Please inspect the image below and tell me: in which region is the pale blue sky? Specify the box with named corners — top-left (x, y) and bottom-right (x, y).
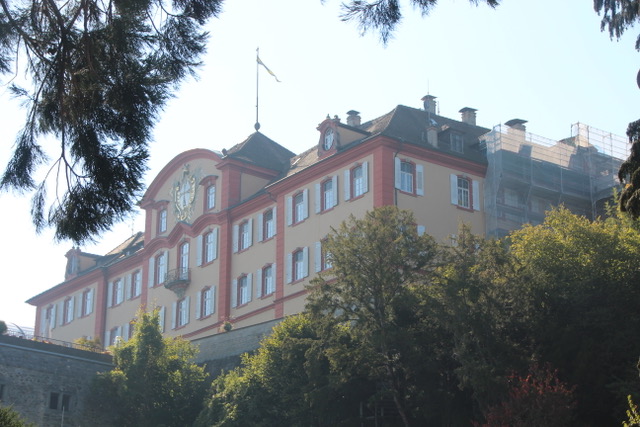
top-left (1, 0), bottom-right (638, 327)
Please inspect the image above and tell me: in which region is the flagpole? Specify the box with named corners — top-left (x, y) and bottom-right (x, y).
top-left (255, 47), bottom-right (261, 131)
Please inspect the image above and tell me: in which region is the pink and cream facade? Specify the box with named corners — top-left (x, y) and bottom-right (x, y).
top-left (27, 97), bottom-right (489, 346)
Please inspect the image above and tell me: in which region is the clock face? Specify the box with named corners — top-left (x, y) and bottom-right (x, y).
top-left (323, 128), bottom-right (334, 150)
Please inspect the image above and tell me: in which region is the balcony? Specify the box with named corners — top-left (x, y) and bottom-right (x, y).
top-left (164, 268), bottom-right (191, 298)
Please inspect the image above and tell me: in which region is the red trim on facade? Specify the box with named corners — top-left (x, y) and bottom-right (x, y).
top-left (217, 210), bottom-right (232, 321)
top-left (374, 144), bottom-right (396, 207)
top-left (274, 195), bottom-right (286, 318)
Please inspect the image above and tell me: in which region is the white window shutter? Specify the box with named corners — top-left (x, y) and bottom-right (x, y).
top-left (50, 305), bottom-right (57, 329)
top-left (344, 169), bottom-right (351, 200)
top-left (315, 241), bottom-right (322, 273)
top-left (231, 280), bottom-right (238, 308)
top-left (450, 174), bottom-right (459, 205)
top-left (107, 282), bottom-right (113, 308)
top-left (302, 247), bottom-right (309, 278)
top-left (272, 264), bottom-right (277, 291)
top-left (196, 290), bottom-right (202, 319)
top-left (286, 253), bottom-right (293, 284)
top-left (394, 157), bottom-right (402, 189)
top-left (272, 206), bottom-right (277, 236)
top-left (185, 296), bottom-right (190, 324)
top-left (248, 218), bottom-right (253, 247)
top-left (171, 302), bottom-right (177, 330)
top-left (159, 306), bottom-right (166, 332)
top-left (286, 196), bottom-right (293, 226)
top-left (362, 161), bottom-right (369, 194)
top-left (472, 180), bottom-right (480, 211)
top-left (148, 257), bottom-right (155, 288)
top-left (332, 175), bottom-right (339, 206)
top-left (257, 213), bottom-right (264, 242)
top-left (232, 224), bottom-right (239, 253)
top-left (123, 324), bottom-right (129, 341)
top-left (247, 273), bottom-right (253, 302)
top-left (212, 228), bottom-right (219, 260)
top-left (104, 330), bottom-right (111, 347)
top-left (315, 183), bottom-right (321, 213)
top-left (125, 274), bottom-right (132, 300)
top-left (417, 225), bottom-right (426, 236)
top-left (256, 268), bottom-right (263, 299)
top-left (303, 189), bottom-right (309, 219)
top-left (416, 165), bottom-right (424, 196)
top-left (196, 234), bottom-right (203, 266)
top-left (212, 287), bottom-right (217, 314)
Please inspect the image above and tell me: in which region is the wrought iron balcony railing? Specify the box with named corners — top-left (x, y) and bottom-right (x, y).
top-left (164, 268), bottom-right (191, 298)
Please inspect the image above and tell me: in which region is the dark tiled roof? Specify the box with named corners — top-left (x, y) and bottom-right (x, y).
top-left (226, 132), bottom-right (296, 172)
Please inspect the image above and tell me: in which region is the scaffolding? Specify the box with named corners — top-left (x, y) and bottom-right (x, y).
top-left (483, 123), bottom-right (629, 238)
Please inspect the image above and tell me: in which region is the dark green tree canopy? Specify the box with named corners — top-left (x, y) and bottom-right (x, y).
top-left (0, 0), bottom-right (223, 242)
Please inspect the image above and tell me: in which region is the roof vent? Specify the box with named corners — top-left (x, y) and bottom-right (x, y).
top-left (459, 107), bottom-right (477, 126)
top-left (346, 110), bottom-right (361, 127)
top-left (421, 95), bottom-right (437, 114)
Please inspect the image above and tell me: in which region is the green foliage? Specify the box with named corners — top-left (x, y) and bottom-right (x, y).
top-left (338, 0), bottom-right (500, 44)
top-left (619, 120), bottom-right (640, 219)
top-left (508, 207), bottom-right (640, 424)
top-left (595, 0), bottom-right (640, 50)
top-left (89, 310), bottom-right (208, 427)
top-left (74, 335), bottom-right (103, 352)
top-left (0, 320), bottom-right (7, 335)
top-left (0, 406), bottom-right (33, 427)
top-left (0, 0), bottom-right (223, 242)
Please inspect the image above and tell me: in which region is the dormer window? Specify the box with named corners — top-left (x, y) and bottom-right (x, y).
top-left (451, 133), bottom-right (464, 153)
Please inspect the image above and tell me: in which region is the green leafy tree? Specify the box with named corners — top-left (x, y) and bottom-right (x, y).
top-left (0, 406), bottom-right (33, 427)
top-left (0, 0), bottom-right (223, 242)
top-left (507, 207), bottom-right (640, 425)
top-left (306, 206), bottom-right (446, 426)
top-left (88, 310), bottom-right (208, 427)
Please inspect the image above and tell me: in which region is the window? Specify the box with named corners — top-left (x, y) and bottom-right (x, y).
top-left (239, 221), bottom-right (251, 250)
top-left (287, 189), bottom-right (308, 226)
top-left (158, 209), bottom-right (167, 233)
top-left (112, 279), bottom-right (124, 306)
top-left (451, 133), bottom-right (464, 153)
top-left (294, 192), bottom-right (305, 223)
top-left (457, 177), bottom-right (470, 209)
top-left (49, 392), bottom-right (72, 411)
top-left (233, 274), bottom-right (252, 307)
top-left (450, 174), bottom-right (480, 211)
top-left (204, 230), bottom-right (217, 263)
top-left (206, 184), bottom-right (216, 210)
top-left (49, 392), bottom-right (59, 410)
top-left (322, 178), bottom-right (335, 211)
top-left (81, 288), bottom-right (94, 316)
top-left (156, 253), bottom-right (167, 285)
top-left (198, 287), bottom-right (214, 318)
top-left (287, 248), bottom-right (309, 283)
top-left (175, 297), bottom-right (189, 328)
top-left (131, 271), bottom-right (142, 298)
top-left (63, 297), bottom-right (74, 324)
top-left (395, 158), bottom-right (423, 196)
top-left (400, 161), bottom-right (413, 193)
top-left (0, 383), bottom-right (4, 401)
top-left (179, 242), bottom-right (190, 279)
top-left (263, 209), bottom-right (275, 240)
top-left (351, 163), bottom-right (367, 198)
top-left (261, 265), bottom-right (275, 296)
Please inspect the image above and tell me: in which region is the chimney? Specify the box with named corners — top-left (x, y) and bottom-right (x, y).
top-left (421, 95), bottom-right (437, 114)
top-left (346, 110), bottom-right (361, 127)
top-left (505, 118), bottom-right (527, 132)
top-left (459, 107), bottom-right (477, 126)
top-left (426, 127), bottom-right (438, 148)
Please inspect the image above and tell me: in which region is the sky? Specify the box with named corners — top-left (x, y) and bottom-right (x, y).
top-left (1, 0), bottom-right (638, 328)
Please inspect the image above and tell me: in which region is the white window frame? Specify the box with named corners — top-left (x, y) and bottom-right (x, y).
top-left (204, 229), bottom-right (217, 263)
top-left (206, 184), bottom-right (216, 210)
top-left (158, 209), bottom-right (167, 233)
top-left (450, 174), bottom-right (480, 211)
top-left (451, 133), bottom-right (464, 153)
top-left (131, 271), bottom-right (142, 298)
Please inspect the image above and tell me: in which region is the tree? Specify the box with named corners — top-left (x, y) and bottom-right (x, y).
top-left (0, 406), bottom-right (33, 427)
top-left (88, 310), bottom-right (208, 427)
top-left (507, 206), bottom-right (640, 425)
top-left (0, 0), bottom-right (223, 242)
top-left (306, 206), bottom-right (444, 426)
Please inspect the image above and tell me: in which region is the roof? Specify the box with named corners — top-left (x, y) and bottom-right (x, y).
top-left (226, 132), bottom-right (296, 172)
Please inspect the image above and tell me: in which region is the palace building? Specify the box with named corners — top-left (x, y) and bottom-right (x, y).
top-left (26, 95), bottom-right (626, 348)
